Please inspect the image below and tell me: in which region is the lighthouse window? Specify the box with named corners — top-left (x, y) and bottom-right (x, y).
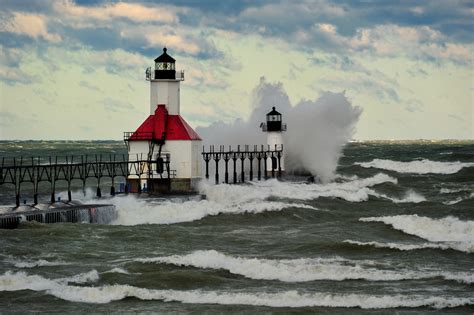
top-left (155, 62), bottom-right (175, 70)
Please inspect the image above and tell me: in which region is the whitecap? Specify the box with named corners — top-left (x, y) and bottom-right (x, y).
top-left (0, 271), bottom-right (472, 308)
top-left (11, 259), bottom-right (70, 269)
top-left (356, 159), bottom-right (474, 174)
top-left (102, 268), bottom-right (130, 275)
top-left (133, 250), bottom-right (473, 284)
top-left (360, 215), bottom-right (474, 253)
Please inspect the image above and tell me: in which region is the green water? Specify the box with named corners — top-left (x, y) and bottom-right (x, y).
top-left (0, 141), bottom-right (473, 313)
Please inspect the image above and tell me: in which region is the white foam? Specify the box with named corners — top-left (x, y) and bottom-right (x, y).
top-left (134, 250), bottom-right (473, 284)
top-left (374, 190), bottom-right (426, 203)
top-left (443, 198), bottom-right (464, 205)
top-left (111, 195), bottom-right (317, 226)
top-left (11, 259), bottom-right (70, 269)
top-left (443, 192), bottom-right (474, 205)
top-left (356, 159), bottom-right (474, 174)
top-left (440, 187), bottom-right (472, 194)
top-left (360, 215), bottom-right (474, 253)
top-left (0, 271), bottom-right (472, 308)
top-left (56, 270), bottom-right (100, 284)
top-left (102, 268), bottom-right (130, 275)
top-left (108, 173), bottom-right (402, 226)
top-left (344, 240), bottom-right (452, 251)
top-left (247, 173), bottom-right (398, 203)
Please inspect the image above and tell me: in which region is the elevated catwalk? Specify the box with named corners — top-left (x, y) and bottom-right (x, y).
top-left (0, 202), bottom-right (116, 229)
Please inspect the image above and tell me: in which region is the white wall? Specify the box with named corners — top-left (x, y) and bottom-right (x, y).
top-left (128, 140), bottom-right (202, 179)
top-left (266, 132), bottom-right (285, 171)
top-left (150, 80), bottom-right (180, 115)
top-left (191, 140), bottom-right (203, 177)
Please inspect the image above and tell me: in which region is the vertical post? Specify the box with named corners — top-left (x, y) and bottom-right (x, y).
top-left (82, 155), bottom-right (87, 196)
top-left (51, 157), bottom-right (56, 203)
top-left (96, 155), bottom-right (102, 197)
top-left (263, 152), bottom-right (268, 180)
top-left (232, 153), bottom-right (237, 184)
top-left (32, 157), bottom-right (38, 205)
top-left (240, 155), bottom-right (245, 183)
top-left (257, 154), bottom-right (262, 181)
top-left (166, 156), bottom-right (171, 192)
top-left (214, 154), bottom-right (219, 184)
top-left (277, 151), bottom-right (282, 178)
top-left (271, 152), bottom-right (275, 178)
top-left (224, 155), bottom-right (229, 184)
top-left (249, 155), bottom-right (254, 181)
top-left (67, 156), bottom-right (72, 202)
top-left (205, 154), bottom-right (210, 180)
top-left (110, 155), bottom-right (116, 196)
top-left (14, 157), bottom-right (20, 207)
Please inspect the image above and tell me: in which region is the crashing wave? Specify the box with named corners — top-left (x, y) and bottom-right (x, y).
top-left (360, 215), bottom-right (474, 253)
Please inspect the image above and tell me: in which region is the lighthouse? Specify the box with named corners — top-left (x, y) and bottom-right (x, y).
top-left (125, 48), bottom-right (202, 193)
top-left (261, 107), bottom-right (286, 176)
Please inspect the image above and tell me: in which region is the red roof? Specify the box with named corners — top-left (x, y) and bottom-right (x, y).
top-left (129, 105), bottom-right (201, 141)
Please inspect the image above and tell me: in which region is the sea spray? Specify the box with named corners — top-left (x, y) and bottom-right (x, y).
top-left (99, 173), bottom-right (418, 226)
top-left (197, 77), bottom-right (362, 182)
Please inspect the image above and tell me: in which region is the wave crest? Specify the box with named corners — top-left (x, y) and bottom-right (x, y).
top-left (356, 159), bottom-right (474, 174)
top-left (360, 215), bottom-right (474, 253)
top-left (133, 250), bottom-right (473, 284)
top-left (0, 271), bottom-right (472, 308)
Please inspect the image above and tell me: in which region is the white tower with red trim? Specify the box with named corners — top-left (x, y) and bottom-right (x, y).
top-left (125, 48), bottom-right (202, 193)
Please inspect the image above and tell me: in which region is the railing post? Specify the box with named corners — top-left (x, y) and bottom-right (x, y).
top-left (214, 153), bottom-right (220, 184)
top-left (232, 153), bottom-right (237, 184)
top-left (224, 154), bottom-right (229, 184)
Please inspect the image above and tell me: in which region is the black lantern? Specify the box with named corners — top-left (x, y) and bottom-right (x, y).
top-left (266, 107), bottom-right (282, 131)
top-left (154, 47), bottom-right (176, 79)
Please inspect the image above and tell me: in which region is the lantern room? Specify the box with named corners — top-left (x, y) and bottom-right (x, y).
top-left (154, 47), bottom-right (176, 80)
top-left (266, 107), bottom-right (283, 132)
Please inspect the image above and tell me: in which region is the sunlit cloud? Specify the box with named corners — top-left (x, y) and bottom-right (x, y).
top-left (0, 12), bottom-right (61, 42)
top-left (53, 0), bottom-right (181, 23)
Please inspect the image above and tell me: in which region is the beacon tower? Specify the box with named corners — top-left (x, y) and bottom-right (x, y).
top-left (125, 48), bottom-right (202, 192)
top-left (261, 107), bottom-right (286, 175)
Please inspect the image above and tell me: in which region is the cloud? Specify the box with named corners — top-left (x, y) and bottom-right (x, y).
top-left (0, 47), bottom-right (36, 85)
top-left (348, 24), bottom-right (473, 64)
top-left (101, 97), bottom-right (135, 113)
top-left (405, 99), bottom-right (424, 113)
top-left (78, 80), bottom-right (101, 92)
top-left (0, 12), bottom-right (61, 42)
top-left (53, 0), bottom-right (181, 23)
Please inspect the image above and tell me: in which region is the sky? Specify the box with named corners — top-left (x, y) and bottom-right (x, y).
top-left (0, 0), bottom-right (472, 140)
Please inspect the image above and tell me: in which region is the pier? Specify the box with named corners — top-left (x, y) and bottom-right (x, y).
top-left (0, 154), bottom-right (173, 207)
top-left (202, 144), bottom-right (283, 184)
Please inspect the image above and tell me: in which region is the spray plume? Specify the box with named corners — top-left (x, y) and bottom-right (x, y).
top-left (197, 77), bottom-right (362, 182)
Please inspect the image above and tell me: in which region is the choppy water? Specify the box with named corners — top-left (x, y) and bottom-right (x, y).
top-left (0, 140), bottom-right (473, 313)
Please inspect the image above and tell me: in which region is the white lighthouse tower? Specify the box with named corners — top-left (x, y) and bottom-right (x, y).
top-left (125, 48), bottom-right (202, 193)
top-left (261, 107), bottom-right (286, 176)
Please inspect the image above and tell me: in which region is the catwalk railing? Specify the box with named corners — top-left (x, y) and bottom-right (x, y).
top-left (0, 154), bottom-right (173, 207)
top-left (202, 144), bottom-right (283, 184)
